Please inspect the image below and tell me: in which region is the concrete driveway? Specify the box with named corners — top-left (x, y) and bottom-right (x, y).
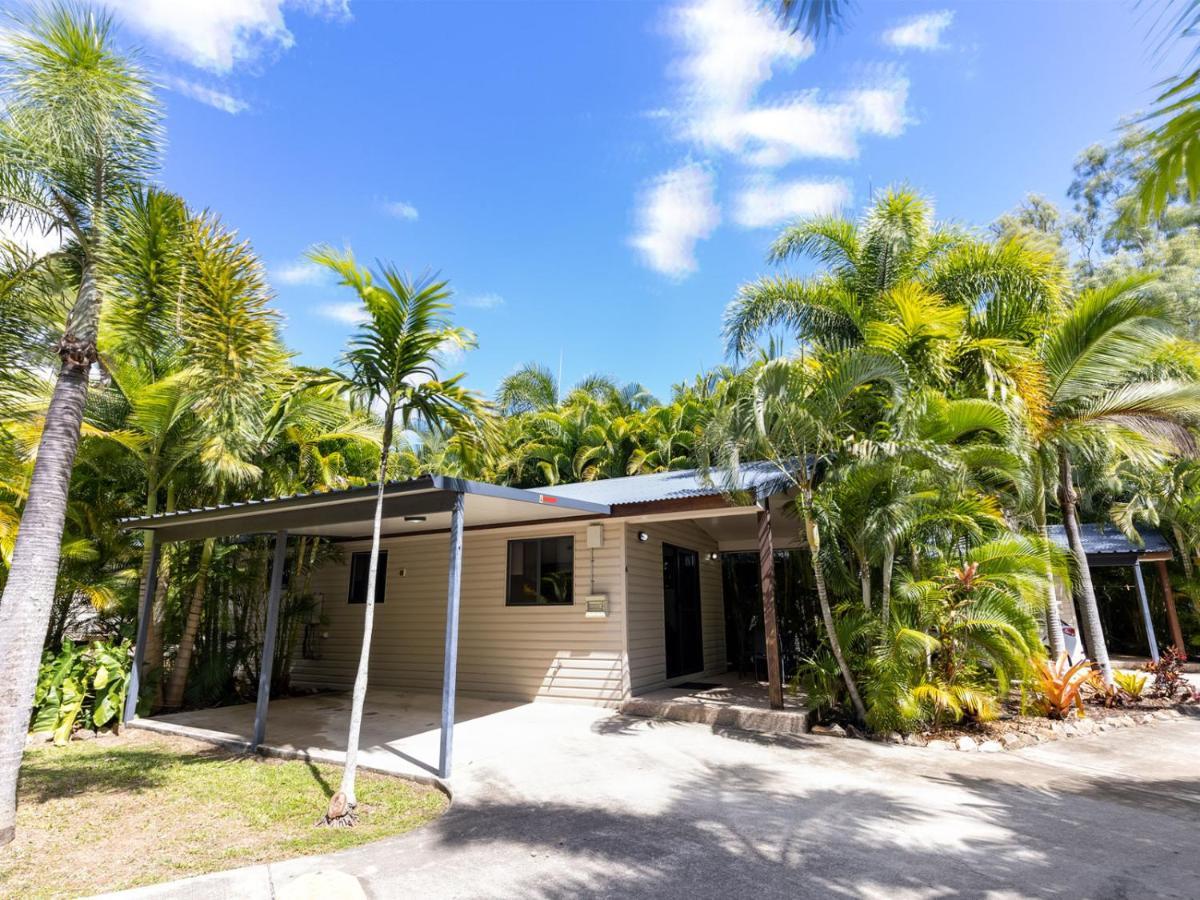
top-left (113, 708), bottom-right (1200, 899)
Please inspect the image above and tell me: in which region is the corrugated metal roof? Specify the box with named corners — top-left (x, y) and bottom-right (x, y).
top-left (531, 460), bottom-right (790, 506)
top-left (1047, 523), bottom-right (1173, 558)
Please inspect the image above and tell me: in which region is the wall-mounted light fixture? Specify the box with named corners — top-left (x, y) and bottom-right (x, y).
top-left (707, 552), bottom-right (720, 562)
top-left (637, 531), bottom-right (649, 542)
top-left (404, 515), bottom-right (426, 523)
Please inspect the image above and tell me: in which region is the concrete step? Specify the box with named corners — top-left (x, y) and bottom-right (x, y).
top-left (618, 697), bottom-right (813, 735)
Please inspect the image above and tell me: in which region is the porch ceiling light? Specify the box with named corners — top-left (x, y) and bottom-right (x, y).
top-left (404, 515), bottom-right (427, 523)
top-left (637, 531), bottom-right (649, 542)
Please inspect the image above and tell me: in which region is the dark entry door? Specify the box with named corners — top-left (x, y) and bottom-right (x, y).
top-left (663, 543), bottom-right (704, 679)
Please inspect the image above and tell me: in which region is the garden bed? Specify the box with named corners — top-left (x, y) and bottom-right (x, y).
top-left (0, 730), bottom-right (447, 898)
top-left (812, 697), bottom-right (1198, 751)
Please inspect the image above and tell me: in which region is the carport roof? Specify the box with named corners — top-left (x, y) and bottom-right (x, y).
top-left (120, 475), bottom-right (611, 542)
top-left (120, 461), bottom-right (792, 543)
top-left (1047, 523), bottom-right (1173, 565)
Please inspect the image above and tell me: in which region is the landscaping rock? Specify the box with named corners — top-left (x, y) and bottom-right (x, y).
top-left (1000, 733), bottom-right (1022, 748)
top-left (72, 729), bottom-right (95, 742)
top-left (978, 740), bottom-right (1003, 753)
top-left (1075, 719), bottom-right (1095, 735)
top-left (812, 724), bottom-right (847, 738)
top-left (25, 730), bottom-right (52, 746)
top-left (903, 733), bottom-right (926, 747)
top-left (927, 739), bottom-right (954, 751)
top-left (887, 731), bottom-right (904, 744)
top-left (955, 736), bottom-right (978, 752)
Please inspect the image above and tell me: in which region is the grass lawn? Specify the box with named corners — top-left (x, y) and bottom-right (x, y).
top-left (0, 729), bottom-right (447, 898)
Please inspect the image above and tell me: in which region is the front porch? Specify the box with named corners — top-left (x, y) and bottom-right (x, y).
top-left (619, 671), bottom-right (812, 735)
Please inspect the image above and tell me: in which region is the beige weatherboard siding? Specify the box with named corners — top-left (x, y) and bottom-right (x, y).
top-left (624, 519), bottom-right (725, 693)
top-left (291, 519), bottom-right (629, 705)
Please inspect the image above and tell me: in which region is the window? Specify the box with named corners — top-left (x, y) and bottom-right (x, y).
top-left (506, 536), bottom-right (574, 605)
top-left (347, 550), bottom-right (387, 604)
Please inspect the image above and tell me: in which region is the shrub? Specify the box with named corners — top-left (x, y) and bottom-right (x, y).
top-left (1113, 670), bottom-right (1149, 701)
top-left (1088, 672), bottom-right (1123, 708)
top-left (1142, 647), bottom-right (1187, 699)
top-left (1032, 653), bottom-right (1092, 719)
top-left (31, 640), bottom-right (131, 745)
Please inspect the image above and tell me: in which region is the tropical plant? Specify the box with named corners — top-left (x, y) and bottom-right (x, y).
top-left (1113, 669), bottom-right (1148, 701)
top-left (1034, 276), bottom-right (1200, 683)
top-left (1032, 653), bottom-right (1093, 719)
top-left (31, 639), bottom-right (131, 745)
top-left (309, 246), bottom-right (489, 826)
top-left (705, 348), bottom-right (909, 723)
top-left (0, 4), bottom-right (160, 847)
top-left (1143, 647), bottom-right (1188, 699)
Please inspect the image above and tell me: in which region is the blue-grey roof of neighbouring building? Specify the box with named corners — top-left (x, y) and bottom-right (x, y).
top-left (1047, 524), bottom-right (1173, 559)
top-left (533, 460), bottom-right (791, 506)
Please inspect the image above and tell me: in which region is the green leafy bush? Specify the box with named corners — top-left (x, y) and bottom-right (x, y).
top-left (31, 640), bottom-right (131, 745)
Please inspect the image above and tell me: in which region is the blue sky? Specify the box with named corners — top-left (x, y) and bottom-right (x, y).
top-left (92, 0), bottom-right (1185, 400)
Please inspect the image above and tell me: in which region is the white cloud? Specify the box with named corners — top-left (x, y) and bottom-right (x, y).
top-left (883, 11), bottom-right (954, 52)
top-left (733, 177), bottom-right (849, 229)
top-left (630, 163), bottom-right (719, 278)
top-left (462, 293), bottom-right (504, 310)
top-left (691, 71), bottom-right (910, 167)
top-left (103, 0), bottom-right (350, 73)
top-left (317, 301), bottom-right (366, 324)
top-left (382, 200), bottom-right (419, 221)
top-left (273, 260), bottom-right (326, 286)
top-left (161, 75), bottom-right (248, 114)
top-left (670, 0), bottom-right (811, 115)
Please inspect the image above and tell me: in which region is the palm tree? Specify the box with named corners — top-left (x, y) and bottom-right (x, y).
top-left (705, 348), bottom-right (909, 724)
top-left (874, 533), bottom-right (1060, 732)
top-left (723, 192), bottom-right (1066, 429)
top-left (1130, 0), bottom-right (1200, 220)
top-left (1034, 276), bottom-right (1200, 683)
top-left (310, 246), bottom-right (489, 826)
top-left (161, 211), bottom-right (285, 711)
top-left (0, 5), bottom-right (159, 846)
top-left (497, 362), bottom-right (559, 414)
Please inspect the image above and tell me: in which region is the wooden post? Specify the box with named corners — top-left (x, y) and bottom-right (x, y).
top-left (123, 536), bottom-right (159, 724)
top-left (1157, 559), bottom-right (1187, 659)
top-left (1132, 561), bottom-right (1160, 663)
top-left (439, 492), bottom-right (466, 779)
top-left (252, 530), bottom-right (288, 750)
top-left (756, 503), bottom-right (784, 710)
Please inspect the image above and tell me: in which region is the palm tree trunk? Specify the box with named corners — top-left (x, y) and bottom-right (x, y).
top-left (140, 470), bottom-right (165, 700)
top-left (161, 536), bottom-right (215, 710)
top-left (858, 550), bottom-right (871, 611)
top-left (326, 407), bottom-right (393, 824)
top-left (802, 496), bottom-right (868, 723)
top-left (1032, 462), bottom-right (1065, 657)
top-left (880, 542), bottom-right (895, 623)
top-left (0, 340), bottom-right (94, 846)
top-left (1171, 524), bottom-right (1194, 579)
top-left (1058, 448), bottom-right (1113, 684)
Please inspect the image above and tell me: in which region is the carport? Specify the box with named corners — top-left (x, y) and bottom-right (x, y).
top-left (120, 475), bottom-right (610, 777)
top-left (1048, 523), bottom-right (1186, 661)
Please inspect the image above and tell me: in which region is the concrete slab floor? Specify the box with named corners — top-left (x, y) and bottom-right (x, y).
top-left (110, 695), bottom-right (1200, 900)
top-left (138, 691), bottom-right (613, 782)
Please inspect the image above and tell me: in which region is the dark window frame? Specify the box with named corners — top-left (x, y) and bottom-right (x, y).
top-left (347, 550), bottom-right (388, 604)
top-left (505, 536), bottom-right (575, 606)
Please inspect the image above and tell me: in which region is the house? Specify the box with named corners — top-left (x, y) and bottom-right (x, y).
top-left (121, 463), bottom-right (799, 776)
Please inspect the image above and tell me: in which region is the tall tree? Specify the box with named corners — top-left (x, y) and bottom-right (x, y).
top-left (705, 349), bottom-right (909, 724)
top-left (0, 4), bottom-right (159, 846)
top-left (1035, 276), bottom-right (1200, 683)
top-left (310, 246), bottom-right (489, 826)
